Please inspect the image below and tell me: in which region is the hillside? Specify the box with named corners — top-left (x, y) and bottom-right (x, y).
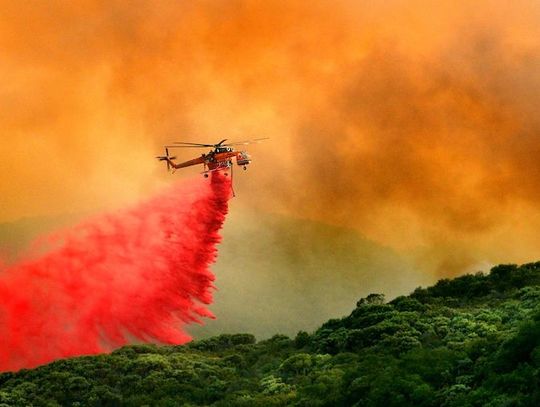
top-left (1, 262), bottom-right (539, 406)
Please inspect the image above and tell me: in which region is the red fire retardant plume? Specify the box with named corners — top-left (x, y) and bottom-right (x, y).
top-left (0, 173), bottom-right (231, 372)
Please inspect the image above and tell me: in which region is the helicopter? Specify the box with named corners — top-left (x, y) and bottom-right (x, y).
top-left (156, 138), bottom-right (268, 177)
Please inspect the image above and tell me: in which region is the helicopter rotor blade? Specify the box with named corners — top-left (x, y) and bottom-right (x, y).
top-left (173, 139), bottom-right (228, 147)
top-left (168, 137), bottom-right (268, 148)
top-left (166, 144), bottom-right (212, 148)
top-left (172, 142), bottom-right (215, 147)
top-left (221, 137), bottom-right (269, 146)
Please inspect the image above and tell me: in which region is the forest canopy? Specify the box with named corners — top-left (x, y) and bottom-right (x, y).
top-left (1, 262), bottom-right (539, 406)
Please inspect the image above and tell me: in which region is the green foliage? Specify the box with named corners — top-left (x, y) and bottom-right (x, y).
top-left (411, 262), bottom-right (540, 304)
top-left (1, 262), bottom-right (540, 405)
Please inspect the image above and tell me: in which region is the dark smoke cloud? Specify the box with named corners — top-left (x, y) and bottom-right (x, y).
top-left (282, 21), bottom-right (540, 274)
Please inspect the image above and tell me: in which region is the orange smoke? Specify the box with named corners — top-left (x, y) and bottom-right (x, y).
top-left (2, 0), bottom-right (540, 277)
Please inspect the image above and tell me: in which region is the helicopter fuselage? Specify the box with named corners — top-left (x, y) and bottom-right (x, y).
top-left (167, 148), bottom-right (251, 172)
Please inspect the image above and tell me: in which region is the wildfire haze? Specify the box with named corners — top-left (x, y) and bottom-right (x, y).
top-left (2, 1), bottom-right (540, 295)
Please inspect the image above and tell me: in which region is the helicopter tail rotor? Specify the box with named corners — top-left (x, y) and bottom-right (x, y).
top-left (156, 147), bottom-right (177, 172)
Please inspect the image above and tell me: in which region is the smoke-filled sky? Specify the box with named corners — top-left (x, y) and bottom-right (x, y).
top-left (2, 0), bottom-right (540, 279)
